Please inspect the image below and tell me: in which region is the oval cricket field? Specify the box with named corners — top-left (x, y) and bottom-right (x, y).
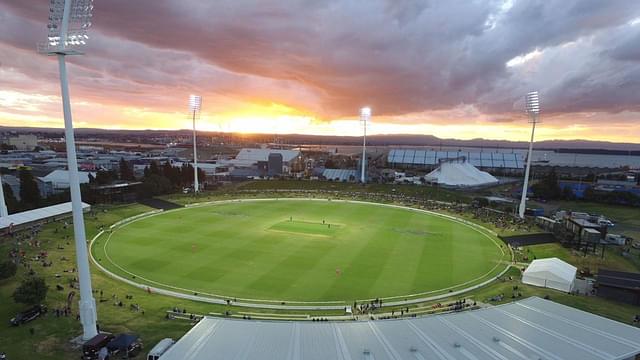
top-left (92, 199), bottom-right (509, 303)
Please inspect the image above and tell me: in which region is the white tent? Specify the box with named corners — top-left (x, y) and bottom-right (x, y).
top-left (522, 257), bottom-right (577, 292)
top-left (424, 159), bottom-right (498, 187)
top-left (39, 170), bottom-right (96, 190)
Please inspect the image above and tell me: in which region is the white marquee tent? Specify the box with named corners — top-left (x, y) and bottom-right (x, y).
top-left (522, 257), bottom-right (577, 292)
top-left (424, 159), bottom-right (499, 187)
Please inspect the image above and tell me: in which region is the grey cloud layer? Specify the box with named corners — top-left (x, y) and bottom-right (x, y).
top-left (1, 0), bottom-right (639, 121)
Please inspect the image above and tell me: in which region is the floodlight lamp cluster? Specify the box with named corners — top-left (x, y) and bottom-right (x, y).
top-left (525, 91), bottom-right (540, 118)
top-left (360, 107), bottom-right (371, 121)
top-left (43, 0), bottom-right (93, 51)
top-left (189, 95), bottom-right (202, 112)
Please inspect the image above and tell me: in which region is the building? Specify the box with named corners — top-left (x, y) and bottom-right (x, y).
top-left (267, 153), bottom-right (283, 176)
top-left (7, 134), bottom-right (38, 151)
top-left (39, 169), bottom-right (96, 192)
top-left (159, 297), bottom-right (640, 360)
top-left (232, 148), bottom-right (300, 174)
top-left (596, 269), bottom-right (640, 306)
top-left (564, 217), bottom-right (606, 242)
top-left (322, 168), bottom-right (358, 182)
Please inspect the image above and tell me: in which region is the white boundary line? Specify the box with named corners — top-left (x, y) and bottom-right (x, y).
top-left (90, 198), bottom-right (513, 310)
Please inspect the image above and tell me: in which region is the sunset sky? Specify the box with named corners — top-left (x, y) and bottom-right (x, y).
top-left (1, 0), bottom-right (639, 142)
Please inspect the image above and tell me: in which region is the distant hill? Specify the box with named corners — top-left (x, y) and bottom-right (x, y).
top-left (2, 125), bottom-right (640, 152)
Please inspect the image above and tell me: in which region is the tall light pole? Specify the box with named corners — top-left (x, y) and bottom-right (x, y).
top-left (38, 0), bottom-right (97, 340)
top-left (518, 91), bottom-right (541, 219)
top-left (360, 107), bottom-right (371, 184)
top-left (189, 95), bottom-right (202, 193)
top-left (0, 173), bottom-right (8, 218)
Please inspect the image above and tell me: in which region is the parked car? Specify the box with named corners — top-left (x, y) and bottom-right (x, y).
top-left (107, 334), bottom-right (143, 358)
top-left (147, 338), bottom-right (175, 360)
top-left (9, 305), bottom-right (47, 326)
top-left (82, 334), bottom-right (114, 360)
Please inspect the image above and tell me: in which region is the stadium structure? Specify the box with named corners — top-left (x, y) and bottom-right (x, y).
top-left (387, 149), bottom-right (525, 172)
top-left (0, 201), bottom-right (90, 234)
top-left (160, 297), bottom-right (640, 360)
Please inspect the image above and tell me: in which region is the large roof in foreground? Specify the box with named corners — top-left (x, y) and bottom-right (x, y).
top-left (159, 297), bottom-right (640, 360)
top-left (0, 202), bottom-right (90, 230)
top-left (388, 149), bottom-right (524, 169)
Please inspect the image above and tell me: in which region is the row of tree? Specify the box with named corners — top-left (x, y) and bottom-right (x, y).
top-left (137, 160), bottom-right (206, 197)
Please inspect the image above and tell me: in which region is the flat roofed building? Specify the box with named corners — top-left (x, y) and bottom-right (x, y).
top-left (322, 168), bottom-right (358, 182)
top-left (7, 134), bottom-right (38, 151)
top-left (160, 297), bottom-right (640, 360)
top-left (236, 148), bottom-right (300, 163)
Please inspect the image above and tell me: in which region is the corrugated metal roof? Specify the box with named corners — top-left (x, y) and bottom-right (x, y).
top-left (0, 201), bottom-right (90, 229)
top-left (159, 297), bottom-right (640, 360)
top-left (322, 169), bottom-right (358, 182)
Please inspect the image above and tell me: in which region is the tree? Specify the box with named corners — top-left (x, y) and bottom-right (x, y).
top-left (0, 261), bottom-right (17, 280)
top-left (119, 158), bottom-right (135, 181)
top-left (148, 161), bottom-right (161, 177)
top-left (95, 170), bottom-right (117, 185)
top-left (531, 168), bottom-right (562, 200)
top-left (19, 169), bottom-right (41, 207)
top-left (137, 174), bottom-right (173, 198)
top-left (13, 276), bottom-right (48, 305)
top-left (2, 183), bottom-right (19, 213)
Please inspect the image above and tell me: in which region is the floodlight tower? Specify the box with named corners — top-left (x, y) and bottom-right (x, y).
top-left (0, 174), bottom-right (8, 217)
top-left (518, 91), bottom-right (541, 219)
top-left (189, 95), bottom-right (202, 193)
top-left (360, 107), bottom-right (371, 184)
top-left (38, 0), bottom-right (97, 340)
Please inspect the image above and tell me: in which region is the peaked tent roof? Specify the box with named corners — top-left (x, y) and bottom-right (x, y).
top-left (524, 257), bottom-right (578, 283)
top-left (39, 169), bottom-right (96, 184)
top-left (424, 159), bottom-right (499, 187)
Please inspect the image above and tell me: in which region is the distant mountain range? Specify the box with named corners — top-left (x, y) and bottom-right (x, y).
top-left (2, 125), bottom-right (640, 153)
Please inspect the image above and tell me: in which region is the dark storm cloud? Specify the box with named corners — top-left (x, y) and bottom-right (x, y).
top-left (1, 0), bottom-right (640, 120)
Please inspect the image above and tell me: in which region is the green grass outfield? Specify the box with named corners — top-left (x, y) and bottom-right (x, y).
top-left (93, 199), bottom-right (508, 303)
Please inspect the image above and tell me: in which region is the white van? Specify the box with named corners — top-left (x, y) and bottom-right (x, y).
top-left (147, 338), bottom-right (175, 360)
